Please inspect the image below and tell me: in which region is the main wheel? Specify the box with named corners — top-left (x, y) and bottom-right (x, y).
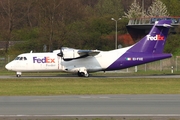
top-left (77, 72), bottom-right (89, 77)
top-left (78, 72), bottom-right (83, 77)
top-left (84, 73), bottom-right (89, 77)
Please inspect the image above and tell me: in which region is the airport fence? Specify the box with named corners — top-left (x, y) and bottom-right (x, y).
top-left (1, 55), bottom-right (180, 73)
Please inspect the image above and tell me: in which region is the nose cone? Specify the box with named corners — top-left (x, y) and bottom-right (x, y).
top-left (5, 63), bottom-right (12, 70)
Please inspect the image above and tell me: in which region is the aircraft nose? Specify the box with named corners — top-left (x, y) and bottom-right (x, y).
top-left (5, 63), bottom-right (11, 70)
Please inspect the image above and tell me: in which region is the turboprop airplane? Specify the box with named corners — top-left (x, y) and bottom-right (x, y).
top-left (5, 20), bottom-right (172, 77)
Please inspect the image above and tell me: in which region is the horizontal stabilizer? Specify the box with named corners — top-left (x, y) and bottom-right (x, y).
top-left (155, 22), bottom-right (172, 28)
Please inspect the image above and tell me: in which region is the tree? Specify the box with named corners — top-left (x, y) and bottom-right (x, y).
top-left (124, 0), bottom-right (145, 19)
top-left (0, 0), bottom-right (23, 52)
top-left (80, 0), bottom-right (98, 7)
top-left (37, 0), bottom-right (62, 51)
top-left (87, 17), bottom-right (113, 49)
top-left (21, 0), bottom-right (38, 28)
top-left (164, 24), bottom-right (180, 55)
top-left (147, 0), bottom-right (169, 17)
top-left (95, 0), bottom-right (123, 18)
top-left (37, 0), bottom-right (86, 51)
top-left (162, 0), bottom-right (180, 16)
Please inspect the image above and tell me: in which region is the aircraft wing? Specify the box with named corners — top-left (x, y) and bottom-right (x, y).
top-left (57, 47), bottom-right (100, 61)
top-left (78, 49), bottom-right (100, 56)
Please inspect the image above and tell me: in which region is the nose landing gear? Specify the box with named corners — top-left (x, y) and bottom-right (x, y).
top-left (16, 72), bottom-right (22, 77)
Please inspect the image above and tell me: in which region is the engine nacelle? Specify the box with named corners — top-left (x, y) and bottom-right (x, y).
top-left (56, 47), bottom-right (97, 61)
top-left (62, 47), bottom-right (81, 60)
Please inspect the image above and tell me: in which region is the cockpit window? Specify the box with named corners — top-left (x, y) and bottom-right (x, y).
top-left (19, 57), bottom-right (23, 60)
top-left (14, 56), bottom-right (27, 60)
top-left (15, 57), bottom-right (20, 60)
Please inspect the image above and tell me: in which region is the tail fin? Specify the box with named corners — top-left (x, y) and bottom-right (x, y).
top-left (128, 20), bottom-right (172, 53)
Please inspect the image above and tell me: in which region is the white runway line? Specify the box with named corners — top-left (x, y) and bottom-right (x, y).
top-left (1, 114), bottom-right (180, 117)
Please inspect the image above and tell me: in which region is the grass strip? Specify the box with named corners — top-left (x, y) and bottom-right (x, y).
top-left (0, 78), bottom-right (180, 95)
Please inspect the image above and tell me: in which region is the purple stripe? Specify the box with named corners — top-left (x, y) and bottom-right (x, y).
top-left (106, 53), bottom-right (172, 71)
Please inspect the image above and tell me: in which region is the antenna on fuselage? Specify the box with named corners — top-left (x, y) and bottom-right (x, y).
top-left (30, 50), bottom-right (33, 53)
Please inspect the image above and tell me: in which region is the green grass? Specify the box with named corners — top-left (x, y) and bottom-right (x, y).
top-left (1, 69), bottom-right (180, 96)
top-left (0, 78), bottom-right (180, 96)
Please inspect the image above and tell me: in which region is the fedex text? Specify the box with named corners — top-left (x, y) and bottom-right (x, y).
top-left (33, 57), bottom-right (55, 63)
top-left (147, 35), bottom-right (164, 41)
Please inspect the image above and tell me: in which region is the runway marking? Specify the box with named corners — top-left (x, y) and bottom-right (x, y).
top-left (1, 114), bottom-right (180, 117)
top-left (80, 96), bottom-right (110, 99)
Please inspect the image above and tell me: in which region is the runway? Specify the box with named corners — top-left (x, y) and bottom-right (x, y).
top-left (1, 74), bottom-right (180, 79)
top-left (1, 75), bottom-right (180, 119)
top-left (1, 95), bottom-right (180, 119)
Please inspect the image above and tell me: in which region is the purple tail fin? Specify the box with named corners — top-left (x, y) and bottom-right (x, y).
top-left (128, 20), bottom-right (172, 53)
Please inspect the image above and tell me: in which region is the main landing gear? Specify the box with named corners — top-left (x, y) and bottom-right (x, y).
top-left (78, 71), bottom-right (89, 77)
top-left (78, 72), bottom-right (89, 77)
top-left (77, 71), bottom-right (89, 77)
top-left (77, 67), bottom-right (89, 77)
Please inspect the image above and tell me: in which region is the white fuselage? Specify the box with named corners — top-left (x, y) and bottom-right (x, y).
top-left (5, 47), bottom-right (130, 74)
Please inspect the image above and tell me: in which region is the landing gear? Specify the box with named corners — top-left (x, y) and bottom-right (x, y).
top-left (16, 72), bottom-right (22, 77)
top-left (84, 73), bottom-right (89, 77)
top-left (77, 71), bottom-right (89, 77)
top-left (16, 74), bottom-right (21, 77)
top-left (77, 67), bottom-right (89, 77)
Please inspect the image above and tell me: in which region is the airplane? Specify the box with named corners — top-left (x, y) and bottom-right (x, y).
top-left (5, 20), bottom-right (172, 77)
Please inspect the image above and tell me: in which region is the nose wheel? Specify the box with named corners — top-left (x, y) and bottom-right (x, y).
top-left (16, 72), bottom-right (22, 77)
top-left (16, 74), bottom-right (21, 77)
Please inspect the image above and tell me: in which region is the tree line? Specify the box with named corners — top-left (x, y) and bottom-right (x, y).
top-left (0, 0), bottom-right (180, 56)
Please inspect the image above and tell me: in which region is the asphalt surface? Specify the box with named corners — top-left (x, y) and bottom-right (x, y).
top-left (2, 74), bottom-right (180, 78)
top-left (1, 75), bottom-right (180, 119)
top-left (0, 95), bottom-right (180, 119)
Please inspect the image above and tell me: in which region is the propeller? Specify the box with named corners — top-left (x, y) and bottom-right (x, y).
top-left (57, 47), bottom-right (63, 57)
top-left (57, 47), bottom-right (64, 70)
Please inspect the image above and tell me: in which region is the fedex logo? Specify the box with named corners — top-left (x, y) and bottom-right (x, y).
top-left (33, 57), bottom-right (55, 63)
top-left (147, 35), bottom-right (164, 41)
